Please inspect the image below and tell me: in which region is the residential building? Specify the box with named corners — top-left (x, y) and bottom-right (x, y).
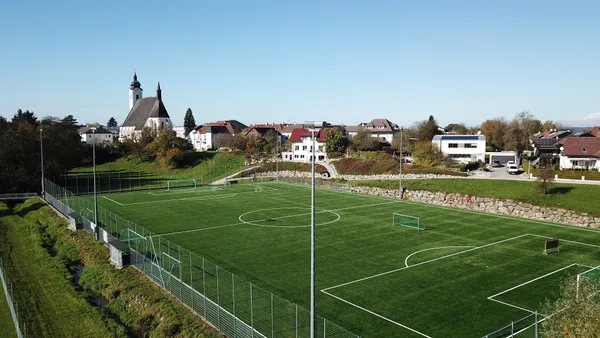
top-left (78, 126), bottom-right (114, 144)
top-left (345, 118), bottom-right (399, 143)
top-left (188, 120), bottom-right (247, 151)
top-left (432, 135), bottom-right (486, 163)
top-left (589, 126), bottom-right (600, 137)
top-left (119, 73), bottom-right (173, 141)
top-left (558, 137), bottom-right (600, 170)
top-left (172, 126), bottom-right (186, 139)
top-left (530, 129), bottom-right (572, 157)
top-left (282, 128), bottom-right (327, 163)
top-left (245, 124), bottom-right (285, 143)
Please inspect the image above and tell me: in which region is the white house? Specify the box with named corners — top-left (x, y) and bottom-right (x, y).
top-left (78, 126), bottom-right (114, 144)
top-left (119, 73), bottom-right (173, 141)
top-left (188, 120), bottom-right (247, 151)
top-left (345, 118), bottom-right (399, 143)
top-left (558, 137), bottom-right (600, 170)
top-left (282, 128), bottom-right (327, 163)
top-left (432, 135), bottom-right (486, 163)
top-left (172, 126), bottom-right (186, 139)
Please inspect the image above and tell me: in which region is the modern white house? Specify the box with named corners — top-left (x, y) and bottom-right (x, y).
top-left (558, 137), bottom-right (600, 170)
top-left (78, 126), bottom-right (115, 144)
top-left (432, 135), bottom-right (486, 163)
top-left (345, 118), bottom-right (399, 143)
top-left (119, 73), bottom-right (173, 141)
top-left (282, 128), bottom-right (327, 163)
top-left (188, 120), bottom-right (247, 151)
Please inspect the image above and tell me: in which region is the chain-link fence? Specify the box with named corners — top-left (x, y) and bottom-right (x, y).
top-left (0, 258), bottom-right (25, 338)
top-left (43, 178), bottom-right (358, 338)
top-left (482, 312), bottom-right (540, 338)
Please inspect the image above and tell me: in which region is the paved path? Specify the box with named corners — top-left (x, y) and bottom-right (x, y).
top-left (211, 166), bottom-right (260, 185)
top-left (321, 161), bottom-right (339, 178)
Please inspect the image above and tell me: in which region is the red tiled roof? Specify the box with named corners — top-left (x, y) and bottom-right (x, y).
top-left (288, 128), bottom-right (325, 142)
top-left (560, 137), bottom-right (600, 157)
top-left (248, 123), bottom-right (285, 131)
top-left (590, 126), bottom-right (600, 137)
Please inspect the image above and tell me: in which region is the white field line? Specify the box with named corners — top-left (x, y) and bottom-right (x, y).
top-left (121, 193), bottom-right (239, 205)
top-left (153, 200), bottom-right (399, 237)
top-left (148, 188), bottom-right (213, 196)
top-left (103, 195), bottom-right (124, 206)
top-left (489, 264), bottom-right (579, 300)
top-left (321, 289), bottom-right (431, 338)
top-left (404, 246), bottom-right (476, 267)
top-left (322, 234), bottom-right (529, 292)
top-left (487, 297), bottom-right (536, 314)
top-left (274, 181), bottom-right (600, 234)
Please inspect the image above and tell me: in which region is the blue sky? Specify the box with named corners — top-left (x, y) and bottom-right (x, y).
top-left (1, 0), bottom-right (599, 127)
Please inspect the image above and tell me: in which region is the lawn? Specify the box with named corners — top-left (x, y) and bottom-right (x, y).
top-left (0, 285), bottom-right (16, 338)
top-left (350, 178), bottom-right (600, 217)
top-left (60, 180), bottom-right (600, 337)
top-left (0, 202), bottom-right (117, 338)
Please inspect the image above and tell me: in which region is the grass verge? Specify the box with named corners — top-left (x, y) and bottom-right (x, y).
top-left (523, 162), bottom-right (600, 181)
top-left (350, 178), bottom-right (600, 217)
top-left (0, 199), bottom-right (220, 338)
top-left (0, 284), bottom-right (16, 338)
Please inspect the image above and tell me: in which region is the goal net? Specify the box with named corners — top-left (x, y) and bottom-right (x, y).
top-left (120, 228), bottom-right (147, 252)
top-left (393, 213), bottom-right (422, 231)
top-left (165, 179), bottom-right (197, 191)
top-left (577, 266), bottom-right (600, 299)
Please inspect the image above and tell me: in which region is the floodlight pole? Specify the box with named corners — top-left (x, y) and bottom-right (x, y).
top-left (310, 128), bottom-right (316, 338)
top-left (92, 128), bottom-right (99, 233)
top-left (276, 134), bottom-right (279, 181)
top-left (399, 127), bottom-right (403, 197)
top-left (40, 128), bottom-right (45, 199)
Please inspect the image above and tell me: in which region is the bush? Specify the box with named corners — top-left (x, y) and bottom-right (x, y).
top-left (333, 158), bottom-right (467, 177)
top-left (459, 161), bottom-right (481, 172)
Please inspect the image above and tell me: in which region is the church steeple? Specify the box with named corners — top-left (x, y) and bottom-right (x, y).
top-left (156, 82), bottom-right (162, 101)
top-left (129, 72), bottom-right (143, 110)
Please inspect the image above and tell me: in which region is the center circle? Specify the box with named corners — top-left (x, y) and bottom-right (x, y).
top-left (238, 207), bottom-right (340, 228)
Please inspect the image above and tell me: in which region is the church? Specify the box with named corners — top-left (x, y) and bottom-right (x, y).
top-left (119, 73), bottom-right (173, 141)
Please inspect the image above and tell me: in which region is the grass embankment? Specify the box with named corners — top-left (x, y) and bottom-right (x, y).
top-left (0, 286), bottom-right (16, 338)
top-left (334, 158), bottom-right (466, 176)
top-left (0, 200), bottom-right (220, 338)
top-left (522, 162), bottom-right (600, 181)
top-left (350, 179), bottom-right (600, 217)
top-left (71, 151), bottom-right (246, 184)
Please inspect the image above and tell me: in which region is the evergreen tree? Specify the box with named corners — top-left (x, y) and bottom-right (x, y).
top-left (183, 108), bottom-right (196, 137)
top-left (107, 117), bottom-right (118, 128)
top-left (60, 114), bottom-right (78, 127)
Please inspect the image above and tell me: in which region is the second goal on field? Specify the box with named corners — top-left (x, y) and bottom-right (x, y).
top-left (165, 179), bottom-right (197, 191)
top-left (393, 213), bottom-right (423, 231)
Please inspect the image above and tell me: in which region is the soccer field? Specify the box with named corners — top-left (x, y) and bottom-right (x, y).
top-left (91, 180), bottom-right (600, 337)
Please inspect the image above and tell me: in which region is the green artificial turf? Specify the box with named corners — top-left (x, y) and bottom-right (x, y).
top-left (351, 178), bottom-right (600, 217)
top-left (69, 181), bottom-right (600, 337)
top-left (0, 286), bottom-right (16, 338)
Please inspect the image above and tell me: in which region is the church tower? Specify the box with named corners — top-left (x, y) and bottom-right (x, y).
top-left (128, 72), bottom-right (143, 110)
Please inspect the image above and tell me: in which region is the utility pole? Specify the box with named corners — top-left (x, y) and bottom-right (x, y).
top-left (40, 128), bottom-right (45, 198)
top-left (309, 128), bottom-right (317, 338)
top-left (399, 127), bottom-right (404, 197)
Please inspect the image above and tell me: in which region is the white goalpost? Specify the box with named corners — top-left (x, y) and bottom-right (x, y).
top-left (165, 179), bottom-right (197, 191)
top-left (393, 213), bottom-right (423, 231)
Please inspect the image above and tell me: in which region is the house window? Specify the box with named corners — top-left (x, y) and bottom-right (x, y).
top-left (448, 143), bottom-right (458, 148)
top-left (582, 147), bottom-right (587, 152)
top-left (303, 146), bottom-right (307, 150)
top-left (136, 95), bottom-right (139, 100)
top-left (295, 146), bottom-right (299, 151)
top-left (464, 143), bottom-right (477, 148)
top-left (318, 155), bottom-right (325, 161)
top-left (301, 155), bottom-right (305, 158)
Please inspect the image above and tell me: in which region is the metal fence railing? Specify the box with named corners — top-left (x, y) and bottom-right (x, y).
top-left (0, 193), bottom-right (39, 201)
top-left (0, 258), bottom-right (25, 338)
top-left (43, 178), bottom-right (358, 338)
top-left (482, 312), bottom-right (539, 338)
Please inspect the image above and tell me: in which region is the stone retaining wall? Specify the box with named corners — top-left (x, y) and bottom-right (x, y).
top-left (342, 185), bottom-right (600, 228)
top-left (339, 173), bottom-right (462, 180)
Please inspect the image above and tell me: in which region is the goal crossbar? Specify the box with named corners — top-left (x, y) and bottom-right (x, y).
top-left (165, 179), bottom-right (197, 191)
top-left (393, 213), bottom-right (422, 231)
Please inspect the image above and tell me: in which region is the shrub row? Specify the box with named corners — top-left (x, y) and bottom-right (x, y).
top-left (334, 158), bottom-right (466, 177)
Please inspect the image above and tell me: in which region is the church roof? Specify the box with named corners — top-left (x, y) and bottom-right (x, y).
top-left (122, 97), bottom-right (170, 130)
top-left (130, 72), bottom-right (142, 90)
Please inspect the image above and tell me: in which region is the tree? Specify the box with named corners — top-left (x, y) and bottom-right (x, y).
top-left (222, 134), bottom-right (247, 152)
top-left (503, 119), bottom-right (527, 155)
top-left (412, 141), bottom-right (446, 166)
top-left (12, 109), bottom-right (37, 125)
top-left (536, 166), bottom-right (555, 195)
top-left (481, 118), bottom-right (508, 151)
top-left (416, 115), bottom-right (441, 141)
top-left (146, 129), bottom-right (191, 168)
top-left (445, 123), bottom-right (469, 135)
top-left (350, 128), bottom-right (371, 151)
top-left (263, 130), bottom-right (279, 154)
top-left (541, 120), bottom-right (557, 131)
top-left (183, 108), bottom-right (196, 137)
top-left (324, 128), bottom-right (347, 155)
top-left (107, 117), bottom-right (118, 128)
top-left (60, 115), bottom-right (78, 127)
top-left (391, 128), bottom-right (417, 155)
top-left (516, 111), bottom-right (542, 139)
top-left (540, 278), bottom-right (600, 337)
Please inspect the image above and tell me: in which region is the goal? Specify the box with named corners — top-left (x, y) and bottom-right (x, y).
top-left (165, 179), bottom-right (197, 191)
top-left (254, 185), bottom-right (263, 192)
top-left (393, 213), bottom-right (422, 231)
top-left (577, 266), bottom-right (600, 299)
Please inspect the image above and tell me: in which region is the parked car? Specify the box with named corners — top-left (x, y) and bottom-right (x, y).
top-left (491, 160), bottom-right (502, 167)
top-left (507, 164), bottom-right (519, 175)
top-left (506, 160), bottom-right (515, 166)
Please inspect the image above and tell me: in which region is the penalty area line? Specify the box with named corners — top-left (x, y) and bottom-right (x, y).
top-left (103, 195), bottom-right (124, 206)
top-left (321, 290), bottom-right (431, 338)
